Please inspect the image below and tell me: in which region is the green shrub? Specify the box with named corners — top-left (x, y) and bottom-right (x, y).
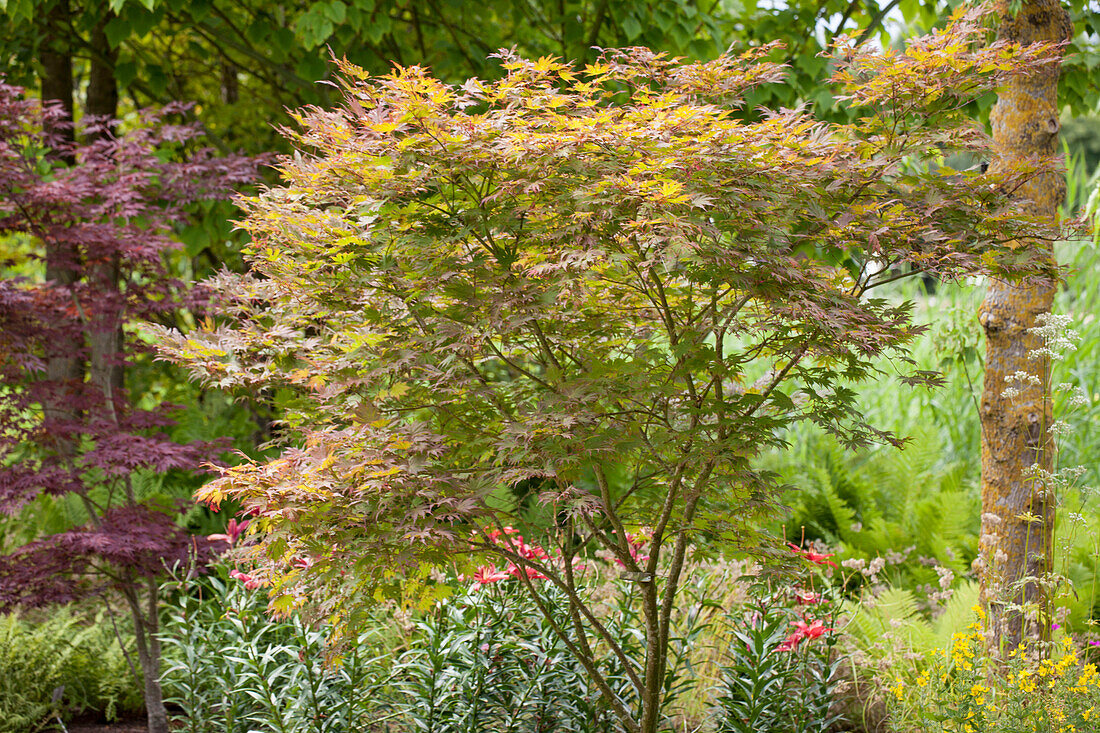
top-left (0, 607), bottom-right (143, 732)
top-left (163, 552), bottom-right (863, 731)
top-left (161, 560), bottom-right (709, 732)
top-left (160, 568), bottom-right (395, 733)
top-left (714, 590), bottom-right (844, 733)
top-left (398, 579), bottom-right (628, 732)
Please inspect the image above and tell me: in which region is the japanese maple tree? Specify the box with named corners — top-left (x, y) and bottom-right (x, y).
top-left (160, 11), bottom-right (1064, 732)
top-left (0, 85), bottom-right (256, 733)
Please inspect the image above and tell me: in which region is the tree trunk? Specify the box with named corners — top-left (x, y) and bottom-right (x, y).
top-left (978, 0), bottom-right (1071, 651)
top-left (86, 12), bottom-right (126, 405)
top-left (87, 15), bottom-right (120, 123)
top-left (88, 16), bottom-right (168, 733)
top-left (41, 0), bottom-right (74, 139)
top-left (125, 582), bottom-right (171, 733)
top-left (40, 0), bottom-right (84, 447)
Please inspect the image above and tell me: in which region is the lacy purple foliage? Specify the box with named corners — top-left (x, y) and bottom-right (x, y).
top-left (0, 82), bottom-right (258, 610)
top-left (0, 504), bottom-right (206, 607)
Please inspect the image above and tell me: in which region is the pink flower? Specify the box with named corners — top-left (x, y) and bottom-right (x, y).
top-left (776, 632), bottom-right (803, 652)
top-left (777, 618), bottom-right (833, 652)
top-left (208, 518), bottom-right (249, 547)
top-left (612, 531), bottom-right (651, 568)
top-left (794, 590), bottom-right (822, 605)
top-left (478, 527), bottom-right (554, 582)
top-left (472, 565), bottom-right (509, 585)
top-left (787, 543), bottom-right (837, 567)
top-left (229, 568), bottom-right (263, 590)
top-left (794, 619), bottom-right (831, 640)
top-left (486, 526), bottom-right (520, 542)
top-left (506, 562), bottom-right (547, 580)
top-left (520, 541), bottom-right (549, 561)
top-left (486, 529), bottom-right (551, 563)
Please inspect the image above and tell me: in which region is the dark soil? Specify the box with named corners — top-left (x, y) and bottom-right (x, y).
top-left (58, 715), bottom-right (148, 733)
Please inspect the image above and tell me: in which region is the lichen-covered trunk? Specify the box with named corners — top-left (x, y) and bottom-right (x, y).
top-left (978, 0), bottom-right (1071, 651)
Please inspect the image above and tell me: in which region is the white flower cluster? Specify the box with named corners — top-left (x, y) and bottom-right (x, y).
top-left (1027, 312), bottom-right (1080, 360)
top-left (1056, 382), bottom-right (1090, 407)
top-left (1001, 370), bottom-right (1041, 400)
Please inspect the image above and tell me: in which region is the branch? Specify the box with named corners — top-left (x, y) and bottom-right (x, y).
top-left (469, 534), bottom-right (645, 697)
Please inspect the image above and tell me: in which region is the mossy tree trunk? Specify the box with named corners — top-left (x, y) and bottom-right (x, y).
top-left (978, 0), bottom-right (1071, 651)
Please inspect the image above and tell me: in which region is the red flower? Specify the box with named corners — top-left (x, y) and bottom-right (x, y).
top-left (776, 618), bottom-right (833, 652)
top-left (472, 565), bottom-right (509, 584)
top-left (229, 568), bottom-right (264, 590)
top-left (486, 526), bottom-right (520, 542)
top-left (776, 632), bottom-right (803, 652)
top-left (478, 527), bottom-right (554, 581)
top-left (794, 619), bottom-right (831, 640)
top-left (208, 518), bottom-right (249, 548)
top-left (506, 562), bottom-right (547, 581)
top-left (787, 543), bottom-right (837, 567)
top-left (613, 531), bottom-right (651, 568)
top-left (517, 539), bottom-right (549, 561)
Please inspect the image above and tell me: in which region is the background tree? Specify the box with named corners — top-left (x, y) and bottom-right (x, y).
top-left (0, 86), bottom-right (256, 733)
top-left (10, 0), bottom-right (1094, 156)
top-left (160, 15), bottom-right (1061, 732)
top-left (0, 0), bottom-right (744, 154)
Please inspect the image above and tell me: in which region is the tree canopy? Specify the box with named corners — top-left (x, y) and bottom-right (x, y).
top-left (159, 12), bottom-right (1065, 729)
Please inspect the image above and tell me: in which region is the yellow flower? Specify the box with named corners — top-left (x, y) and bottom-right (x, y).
top-left (970, 683), bottom-right (988, 706)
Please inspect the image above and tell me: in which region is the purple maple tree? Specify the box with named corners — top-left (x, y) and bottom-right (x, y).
top-left (0, 83), bottom-right (257, 733)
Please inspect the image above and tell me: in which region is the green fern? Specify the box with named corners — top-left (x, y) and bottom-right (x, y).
top-left (843, 581), bottom-right (981, 659)
top-left (771, 426), bottom-right (980, 592)
top-left (0, 607), bottom-right (143, 731)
